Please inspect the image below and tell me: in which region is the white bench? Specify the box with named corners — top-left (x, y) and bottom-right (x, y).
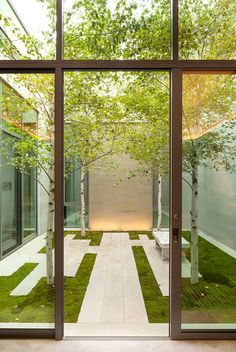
top-left (152, 229), bottom-right (190, 261)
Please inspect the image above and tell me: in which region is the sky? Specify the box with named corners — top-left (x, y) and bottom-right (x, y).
top-left (9, 0), bottom-right (152, 37)
top-left (10, 0), bottom-right (49, 37)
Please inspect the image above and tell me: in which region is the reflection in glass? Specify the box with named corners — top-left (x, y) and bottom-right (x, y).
top-left (1, 132), bottom-right (20, 255)
top-left (179, 0), bottom-right (236, 60)
top-left (181, 73), bottom-right (236, 329)
top-left (63, 0), bottom-right (171, 60)
top-left (23, 168), bottom-right (37, 239)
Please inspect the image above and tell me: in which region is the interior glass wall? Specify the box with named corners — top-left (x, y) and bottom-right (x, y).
top-left (0, 74), bottom-right (55, 328)
top-left (63, 0), bottom-right (171, 60)
top-left (181, 72), bottom-right (236, 330)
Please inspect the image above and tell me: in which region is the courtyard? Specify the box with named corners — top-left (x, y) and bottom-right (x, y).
top-left (0, 229), bottom-right (236, 336)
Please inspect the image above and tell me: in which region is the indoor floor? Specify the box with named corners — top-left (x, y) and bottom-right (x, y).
top-left (0, 339), bottom-right (236, 352)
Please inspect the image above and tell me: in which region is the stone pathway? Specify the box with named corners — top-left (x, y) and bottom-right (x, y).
top-left (78, 233), bottom-right (148, 324)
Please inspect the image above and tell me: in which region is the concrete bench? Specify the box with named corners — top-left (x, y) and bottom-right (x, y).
top-left (152, 229), bottom-right (190, 261)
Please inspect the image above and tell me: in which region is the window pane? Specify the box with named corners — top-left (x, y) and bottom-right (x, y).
top-left (179, 0), bottom-right (236, 60)
top-left (64, 71), bottom-right (170, 337)
top-left (0, 0), bottom-right (56, 60)
top-left (0, 74), bottom-right (54, 328)
top-left (1, 132), bottom-right (20, 255)
top-left (181, 73), bottom-right (236, 330)
top-left (63, 0), bottom-right (171, 60)
top-left (23, 168), bottom-right (37, 239)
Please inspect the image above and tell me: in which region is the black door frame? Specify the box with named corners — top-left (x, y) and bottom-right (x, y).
top-left (0, 0), bottom-right (236, 340)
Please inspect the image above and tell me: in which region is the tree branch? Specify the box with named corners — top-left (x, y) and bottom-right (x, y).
top-left (182, 177), bottom-right (193, 190)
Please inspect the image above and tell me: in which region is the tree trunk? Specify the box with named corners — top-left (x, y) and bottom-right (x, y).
top-left (46, 172), bottom-right (55, 286)
top-left (80, 166), bottom-right (86, 237)
top-left (157, 174), bottom-right (162, 230)
top-left (190, 165), bottom-right (199, 284)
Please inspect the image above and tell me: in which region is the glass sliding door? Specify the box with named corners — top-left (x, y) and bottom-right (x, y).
top-left (0, 74), bottom-right (55, 329)
top-left (181, 72), bottom-right (236, 330)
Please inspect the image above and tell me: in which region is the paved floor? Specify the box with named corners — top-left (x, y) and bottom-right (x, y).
top-left (0, 339), bottom-right (236, 352)
top-left (78, 233), bottom-right (148, 324)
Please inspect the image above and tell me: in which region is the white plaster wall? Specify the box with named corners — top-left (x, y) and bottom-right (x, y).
top-left (88, 155), bottom-right (153, 231)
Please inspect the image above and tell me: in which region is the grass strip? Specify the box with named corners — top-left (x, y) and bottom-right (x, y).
top-left (64, 253), bottom-right (96, 322)
top-left (38, 230), bottom-right (103, 253)
top-left (0, 263), bottom-right (55, 322)
top-left (72, 231), bottom-right (103, 246)
top-left (129, 231), bottom-right (154, 240)
top-left (0, 253), bottom-right (96, 323)
top-left (182, 231), bottom-right (236, 322)
top-left (132, 246), bottom-right (169, 323)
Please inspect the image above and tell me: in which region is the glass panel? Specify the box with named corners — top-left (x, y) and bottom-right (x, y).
top-left (1, 132), bottom-right (20, 255)
top-left (179, 0), bottom-right (236, 60)
top-left (64, 71), bottom-right (170, 337)
top-left (63, 0), bottom-right (171, 60)
top-left (23, 168), bottom-right (37, 239)
top-left (181, 72), bottom-right (236, 330)
top-left (0, 0), bottom-right (56, 59)
top-left (64, 164), bottom-right (89, 228)
top-left (0, 74), bottom-right (54, 328)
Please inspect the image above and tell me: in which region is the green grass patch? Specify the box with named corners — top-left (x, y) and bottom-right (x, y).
top-left (129, 231), bottom-right (154, 240)
top-left (71, 231), bottom-right (103, 246)
top-left (0, 263), bottom-right (54, 322)
top-left (132, 246), bottom-right (169, 323)
top-left (64, 253), bottom-right (96, 322)
top-left (0, 253), bottom-right (96, 323)
top-left (182, 231), bottom-right (236, 322)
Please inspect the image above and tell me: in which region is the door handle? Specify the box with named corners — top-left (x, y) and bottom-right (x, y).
top-left (173, 228), bottom-right (179, 243)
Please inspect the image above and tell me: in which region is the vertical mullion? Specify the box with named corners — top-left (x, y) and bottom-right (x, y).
top-left (172, 0), bottom-right (179, 61)
top-left (55, 66), bottom-right (64, 341)
top-left (56, 0), bottom-right (63, 61)
top-left (170, 68), bottom-right (182, 339)
top-left (55, 0), bottom-right (64, 341)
